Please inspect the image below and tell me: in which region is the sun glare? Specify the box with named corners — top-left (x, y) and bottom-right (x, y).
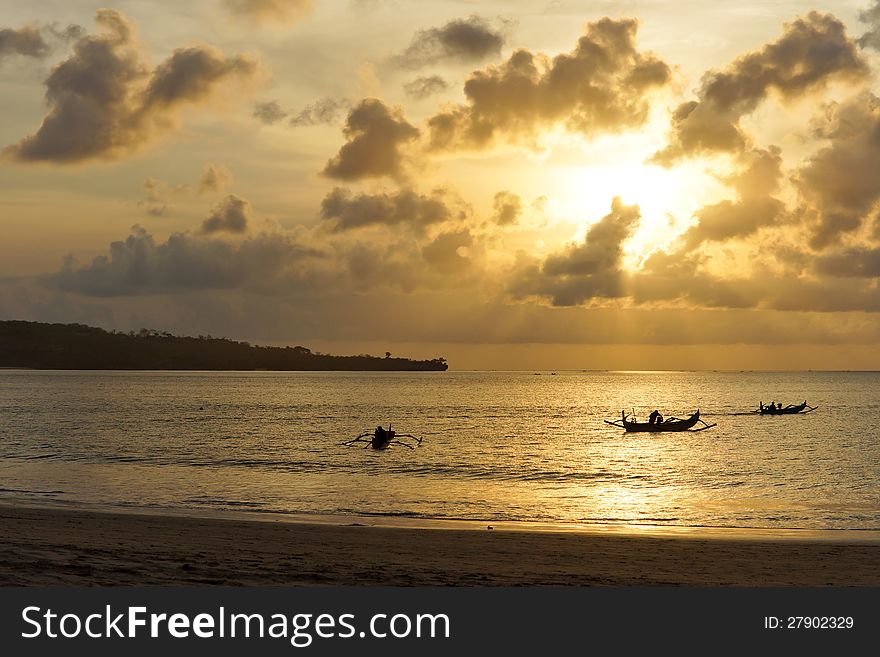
top-left (551, 158), bottom-right (726, 267)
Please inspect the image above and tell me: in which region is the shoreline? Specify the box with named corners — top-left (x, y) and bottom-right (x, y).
top-left (4, 367), bottom-right (880, 373)
top-left (1, 502), bottom-right (878, 586)
top-left (4, 499), bottom-right (880, 543)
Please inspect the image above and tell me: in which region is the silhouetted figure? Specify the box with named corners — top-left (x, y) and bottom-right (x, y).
top-left (649, 410), bottom-right (660, 425)
top-left (776, 402), bottom-right (783, 411)
top-left (372, 425), bottom-right (389, 448)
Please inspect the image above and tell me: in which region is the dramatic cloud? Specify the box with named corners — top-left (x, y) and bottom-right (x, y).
top-left (289, 97), bottom-right (351, 127)
top-left (49, 226), bottom-right (319, 296)
top-left (3, 10), bottom-right (260, 164)
top-left (322, 99), bottom-right (419, 180)
top-left (491, 191), bottom-right (522, 226)
top-left (395, 15), bottom-right (507, 69)
top-left (509, 197), bottom-right (640, 305)
top-left (426, 18), bottom-right (671, 151)
top-left (200, 194), bottom-right (251, 234)
top-left (403, 75), bottom-right (449, 100)
top-left (320, 187), bottom-right (459, 231)
top-left (653, 12), bottom-right (867, 164)
top-left (199, 162), bottom-right (233, 194)
top-left (223, 0), bottom-right (312, 25)
top-left (794, 93), bottom-right (880, 248)
top-left (859, 1), bottom-right (880, 50)
top-left (682, 147), bottom-right (786, 248)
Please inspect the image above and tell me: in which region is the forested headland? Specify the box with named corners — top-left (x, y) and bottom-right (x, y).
top-left (0, 321), bottom-right (448, 371)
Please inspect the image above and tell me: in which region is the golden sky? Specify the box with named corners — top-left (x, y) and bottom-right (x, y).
top-left (1, 0), bottom-right (880, 369)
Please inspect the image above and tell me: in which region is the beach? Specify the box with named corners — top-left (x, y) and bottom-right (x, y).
top-left (1, 504), bottom-right (878, 586)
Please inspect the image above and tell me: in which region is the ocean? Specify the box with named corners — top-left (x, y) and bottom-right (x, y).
top-left (0, 370), bottom-right (877, 530)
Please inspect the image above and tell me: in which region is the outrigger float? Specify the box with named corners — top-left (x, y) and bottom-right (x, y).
top-left (605, 410), bottom-right (716, 433)
top-left (344, 424), bottom-right (423, 450)
top-left (757, 401), bottom-right (817, 415)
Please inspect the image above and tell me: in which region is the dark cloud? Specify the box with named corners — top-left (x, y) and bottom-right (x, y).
top-left (491, 190), bottom-right (522, 226)
top-left (0, 23), bottom-right (82, 60)
top-left (3, 10), bottom-right (260, 164)
top-left (421, 229), bottom-right (474, 273)
top-left (629, 250), bottom-right (880, 313)
top-left (628, 251), bottom-right (759, 309)
top-left (502, 191), bottom-right (880, 312)
top-left (48, 226), bottom-right (320, 297)
top-left (199, 162), bottom-right (233, 194)
top-left (794, 93), bottom-right (880, 249)
top-left (200, 194), bottom-right (251, 234)
top-left (289, 97), bottom-right (351, 127)
top-left (426, 18), bottom-right (671, 151)
top-left (509, 197), bottom-right (640, 306)
top-left (814, 246), bottom-right (880, 278)
top-left (252, 100), bottom-right (287, 124)
top-left (682, 147), bottom-right (786, 248)
top-left (403, 75), bottom-right (449, 100)
top-left (252, 98), bottom-right (351, 127)
top-left (320, 187), bottom-right (458, 231)
top-left (0, 26), bottom-right (50, 59)
top-left (859, 1), bottom-right (880, 49)
top-left (653, 12), bottom-right (867, 164)
top-left (223, 0), bottom-right (312, 24)
top-left (395, 15), bottom-right (507, 69)
top-left (321, 98), bottom-right (419, 180)
top-left (141, 46), bottom-right (257, 109)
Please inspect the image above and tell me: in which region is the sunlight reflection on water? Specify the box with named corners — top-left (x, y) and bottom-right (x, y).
top-left (0, 370), bottom-right (878, 529)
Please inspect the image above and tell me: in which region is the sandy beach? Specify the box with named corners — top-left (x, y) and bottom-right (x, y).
top-left (0, 504), bottom-right (878, 586)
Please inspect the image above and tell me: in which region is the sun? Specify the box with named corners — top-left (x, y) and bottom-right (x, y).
top-left (550, 157), bottom-right (726, 267)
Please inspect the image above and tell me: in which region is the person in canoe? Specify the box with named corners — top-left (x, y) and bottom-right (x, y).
top-left (648, 409), bottom-right (663, 425)
top-left (373, 425), bottom-right (389, 447)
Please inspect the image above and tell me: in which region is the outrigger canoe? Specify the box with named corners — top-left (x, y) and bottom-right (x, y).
top-left (605, 410), bottom-right (716, 433)
top-left (758, 401), bottom-right (817, 415)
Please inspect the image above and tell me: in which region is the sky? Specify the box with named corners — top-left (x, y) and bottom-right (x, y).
top-left (1, 0), bottom-right (880, 370)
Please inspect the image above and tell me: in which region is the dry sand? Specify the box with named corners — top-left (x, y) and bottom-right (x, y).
top-left (0, 504), bottom-right (877, 586)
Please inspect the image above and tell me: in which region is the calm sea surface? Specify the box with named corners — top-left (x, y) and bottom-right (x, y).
top-left (0, 370), bottom-right (878, 530)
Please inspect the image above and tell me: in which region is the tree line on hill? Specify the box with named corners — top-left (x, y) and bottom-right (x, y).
top-left (0, 321), bottom-right (448, 371)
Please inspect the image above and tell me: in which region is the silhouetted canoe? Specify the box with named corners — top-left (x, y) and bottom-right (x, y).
top-left (343, 426), bottom-right (423, 450)
top-left (604, 410), bottom-right (716, 433)
top-left (758, 401), bottom-right (817, 415)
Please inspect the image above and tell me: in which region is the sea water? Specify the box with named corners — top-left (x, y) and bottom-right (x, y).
top-left (0, 370), bottom-right (877, 530)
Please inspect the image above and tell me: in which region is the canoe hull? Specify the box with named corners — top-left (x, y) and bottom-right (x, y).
top-left (623, 411), bottom-right (701, 433)
top-left (759, 402), bottom-right (808, 415)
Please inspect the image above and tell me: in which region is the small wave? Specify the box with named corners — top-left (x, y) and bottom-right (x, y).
top-left (0, 486), bottom-right (64, 496)
top-left (181, 497), bottom-right (268, 508)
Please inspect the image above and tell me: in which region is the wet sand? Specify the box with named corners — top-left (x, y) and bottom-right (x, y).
top-left (0, 504), bottom-right (878, 586)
